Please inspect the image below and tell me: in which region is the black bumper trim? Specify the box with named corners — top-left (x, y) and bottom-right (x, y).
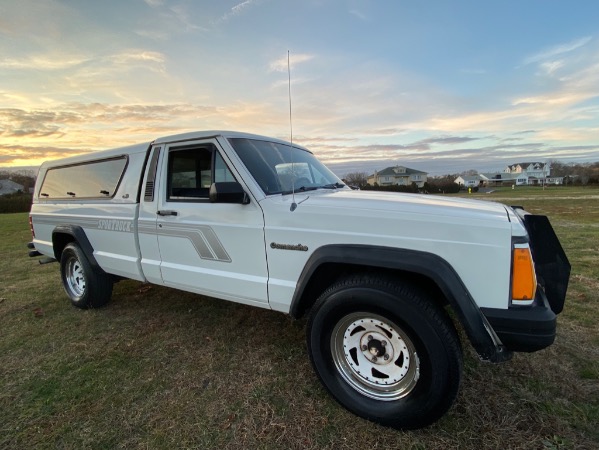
top-left (481, 293), bottom-right (556, 353)
top-left (512, 209), bottom-right (570, 314)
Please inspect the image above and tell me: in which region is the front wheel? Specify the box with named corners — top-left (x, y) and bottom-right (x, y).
top-left (60, 242), bottom-right (113, 308)
top-left (307, 275), bottom-right (463, 429)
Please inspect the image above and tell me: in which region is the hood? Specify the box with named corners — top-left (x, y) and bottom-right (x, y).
top-left (270, 188), bottom-right (510, 223)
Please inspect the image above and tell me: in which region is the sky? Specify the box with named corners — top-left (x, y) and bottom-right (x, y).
top-left (1, 0), bottom-right (599, 177)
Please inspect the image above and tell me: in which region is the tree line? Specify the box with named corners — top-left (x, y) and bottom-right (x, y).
top-left (547, 161), bottom-right (599, 185)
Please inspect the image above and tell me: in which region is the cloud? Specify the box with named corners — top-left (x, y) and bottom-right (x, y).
top-left (415, 136), bottom-right (481, 146)
top-left (357, 128), bottom-right (407, 137)
top-left (0, 108), bottom-right (79, 137)
top-left (540, 60), bottom-right (564, 75)
top-left (0, 143), bottom-right (90, 166)
top-left (134, 28), bottom-right (169, 41)
top-left (0, 55), bottom-right (89, 70)
top-left (269, 53), bottom-right (315, 72)
top-left (137, 1), bottom-right (206, 35)
top-left (0, 49), bottom-right (166, 79)
top-left (109, 51), bottom-right (166, 65)
top-left (0, 102), bottom-right (214, 149)
top-left (524, 36), bottom-right (593, 65)
top-left (144, 0), bottom-right (164, 7)
top-left (168, 4), bottom-right (204, 32)
top-left (534, 126), bottom-right (599, 143)
top-left (349, 10), bottom-right (369, 21)
top-left (414, 47), bottom-right (599, 135)
top-left (216, 0), bottom-right (259, 24)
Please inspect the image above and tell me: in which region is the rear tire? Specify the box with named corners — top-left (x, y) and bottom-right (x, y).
top-left (60, 242), bottom-right (113, 308)
top-left (307, 275), bottom-right (462, 429)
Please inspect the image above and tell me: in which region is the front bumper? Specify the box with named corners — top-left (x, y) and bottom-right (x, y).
top-left (482, 208), bottom-right (570, 354)
top-left (512, 208), bottom-right (571, 314)
top-left (482, 291), bottom-right (556, 353)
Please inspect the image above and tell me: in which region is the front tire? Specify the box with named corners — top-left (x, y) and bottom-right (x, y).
top-left (307, 275), bottom-right (463, 429)
top-left (60, 242), bottom-right (113, 308)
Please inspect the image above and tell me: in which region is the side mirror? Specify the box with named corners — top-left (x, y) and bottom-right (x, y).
top-left (209, 182), bottom-right (250, 204)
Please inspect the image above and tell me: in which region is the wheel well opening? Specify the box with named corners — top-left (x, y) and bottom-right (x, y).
top-left (52, 233), bottom-right (75, 260)
top-left (295, 264), bottom-right (450, 319)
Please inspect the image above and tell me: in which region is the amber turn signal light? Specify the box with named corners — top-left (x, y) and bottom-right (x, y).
top-left (512, 246), bottom-right (537, 301)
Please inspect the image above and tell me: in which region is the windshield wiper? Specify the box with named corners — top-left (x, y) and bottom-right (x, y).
top-left (280, 185), bottom-right (319, 195)
top-left (280, 183), bottom-right (345, 195)
top-left (320, 182), bottom-right (346, 189)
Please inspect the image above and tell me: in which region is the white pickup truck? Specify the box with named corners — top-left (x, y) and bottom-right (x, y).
top-left (28, 130), bottom-right (570, 429)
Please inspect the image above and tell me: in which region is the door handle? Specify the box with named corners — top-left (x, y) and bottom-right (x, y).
top-left (157, 210), bottom-right (178, 216)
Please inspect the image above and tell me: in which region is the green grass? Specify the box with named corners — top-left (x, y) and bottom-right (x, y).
top-left (1, 188), bottom-right (598, 448)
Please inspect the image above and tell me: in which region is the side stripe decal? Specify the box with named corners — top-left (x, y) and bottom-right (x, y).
top-left (33, 214), bottom-right (231, 263)
top-left (139, 222), bottom-right (232, 263)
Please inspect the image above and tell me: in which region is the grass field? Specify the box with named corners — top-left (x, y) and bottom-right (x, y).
top-left (1, 186), bottom-right (598, 449)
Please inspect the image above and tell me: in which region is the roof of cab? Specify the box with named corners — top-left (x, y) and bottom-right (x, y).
top-left (39, 130), bottom-right (307, 169)
top-left (153, 130), bottom-right (298, 147)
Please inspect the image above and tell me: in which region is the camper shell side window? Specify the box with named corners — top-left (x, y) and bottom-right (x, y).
top-left (38, 156), bottom-right (128, 199)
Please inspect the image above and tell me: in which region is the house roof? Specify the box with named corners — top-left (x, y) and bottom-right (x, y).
top-left (507, 162), bottom-right (547, 170)
top-left (372, 165), bottom-right (427, 177)
top-left (457, 175), bottom-right (483, 182)
top-left (0, 179), bottom-right (25, 195)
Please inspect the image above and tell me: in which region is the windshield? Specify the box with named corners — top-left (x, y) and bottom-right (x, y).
top-left (228, 138), bottom-right (344, 195)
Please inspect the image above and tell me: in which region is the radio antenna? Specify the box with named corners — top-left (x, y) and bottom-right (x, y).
top-left (288, 50), bottom-right (293, 149)
top-left (288, 50), bottom-right (297, 212)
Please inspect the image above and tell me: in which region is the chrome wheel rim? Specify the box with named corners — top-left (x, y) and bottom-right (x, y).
top-left (65, 256), bottom-right (86, 298)
top-left (331, 312), bottom-right (420, 401)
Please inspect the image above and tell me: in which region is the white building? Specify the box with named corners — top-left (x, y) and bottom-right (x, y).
top-left (367, 165), bottom-right (428, 188)
top-left (0, 179), bottom-right (25, 195)
top-left (453, 162), bottom-right (564, 187)
top-left (481, 172), bottom-right (530, 186)
top-left (455, 175), bottom-right (483, 187)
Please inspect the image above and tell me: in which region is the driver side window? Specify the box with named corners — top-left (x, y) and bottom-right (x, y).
top-left (167, 145), bottom-right (236, 201)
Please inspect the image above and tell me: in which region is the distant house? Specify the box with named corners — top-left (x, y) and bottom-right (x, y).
top-left (0, 179), bottom-right (24, 195)
top-left (544, 176), bottom-right (565, 185)
top-left (480, 172), bottom-right (529, 186)
top-left (453, 162), bottom-right (564, 187)
top-left (455, 175), bottom-right (483, 187)
top-left (500, 162), bottom-right (564, 185)
top-left (505, 162), bottom-right (550, 179)
top-left (367, 165), bottom-right (428, 188)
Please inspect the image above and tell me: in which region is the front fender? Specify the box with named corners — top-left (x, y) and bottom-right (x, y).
top-left (290, 244), bottom-right (511, 362)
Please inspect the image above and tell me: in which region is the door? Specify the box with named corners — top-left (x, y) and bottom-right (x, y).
top-left (155, 139), bottom-right (269, 307)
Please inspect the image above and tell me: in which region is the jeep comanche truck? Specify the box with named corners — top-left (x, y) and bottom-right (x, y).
top-left (28, 130), bottom-right (570, 429)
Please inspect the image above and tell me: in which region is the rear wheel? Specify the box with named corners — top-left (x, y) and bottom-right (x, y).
top-left (307, 275), bottom-right (463, 429)
top-left (60, 242), bottom-right (113, 308)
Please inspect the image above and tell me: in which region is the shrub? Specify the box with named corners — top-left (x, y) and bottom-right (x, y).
top-left (362, 183), bottom-right (420, 194)
top-left (423, 181), bottom-right (460, 194)
top-left (0, 193), bottom-right (33, 214)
